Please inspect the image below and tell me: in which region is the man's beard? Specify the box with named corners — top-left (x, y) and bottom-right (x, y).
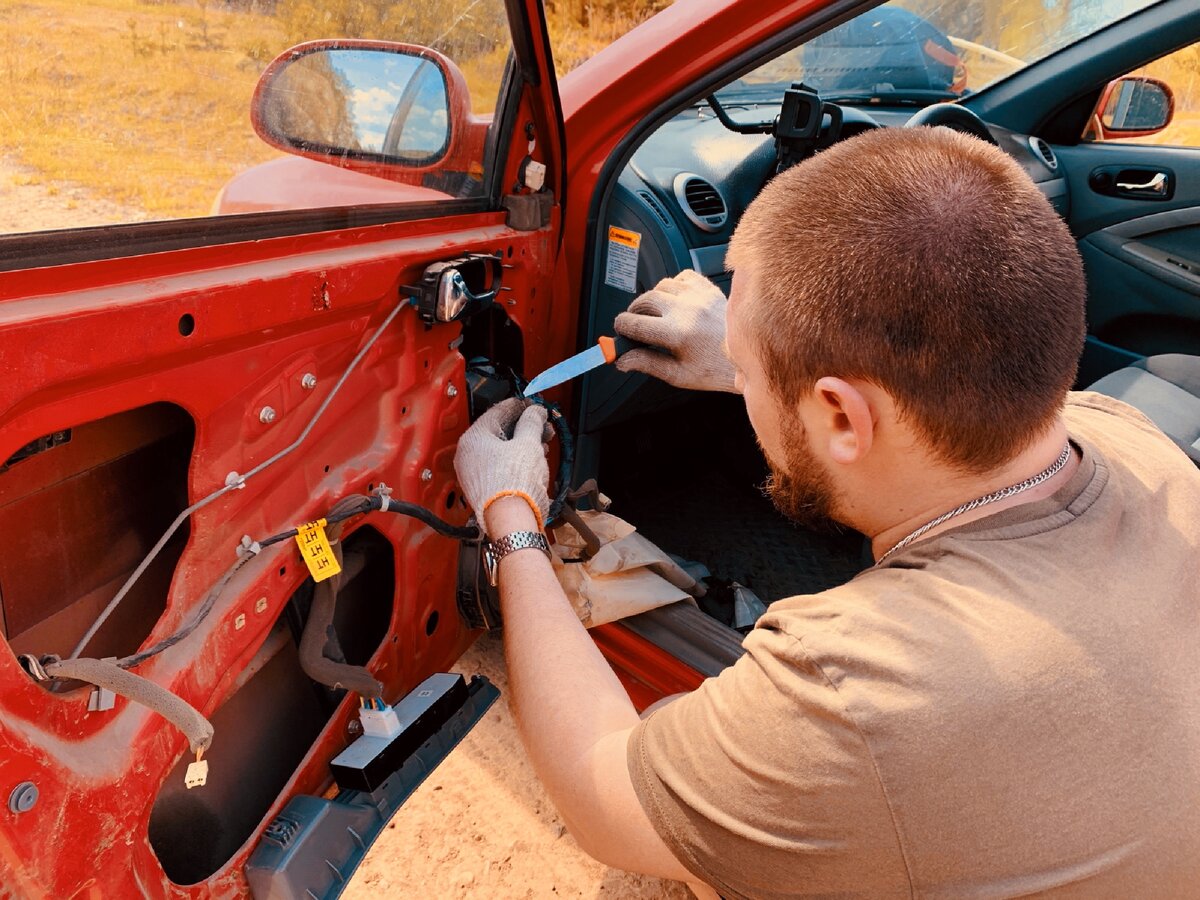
top-left (760, 422), bottom-right (840, 531)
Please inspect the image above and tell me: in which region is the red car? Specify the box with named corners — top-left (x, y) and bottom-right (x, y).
top-left (0, 0), bottom-right (1196, 897)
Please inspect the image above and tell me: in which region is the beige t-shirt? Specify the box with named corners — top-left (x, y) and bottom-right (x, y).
top-left (629, 393), bottom-right (1200, 899)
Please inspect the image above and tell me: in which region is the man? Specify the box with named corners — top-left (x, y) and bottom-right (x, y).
top-left (453, 127), bottom-right (1200, 898)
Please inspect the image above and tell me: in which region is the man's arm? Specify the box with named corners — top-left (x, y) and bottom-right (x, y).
top-left (484, 495), bottom-right (697, 884)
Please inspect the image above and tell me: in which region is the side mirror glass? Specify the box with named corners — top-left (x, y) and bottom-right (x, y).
top-left (252, 42), bottom-right (464, 168)
top-left (1098, 76), bottom-right (1175, 137)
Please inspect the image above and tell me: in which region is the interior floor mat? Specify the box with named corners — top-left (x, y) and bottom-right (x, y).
top-left (609, 472), bottom-right (868, 604)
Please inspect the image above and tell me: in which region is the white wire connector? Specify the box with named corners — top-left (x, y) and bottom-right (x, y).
top-left (358, 696), bottom-right (402, 739)
top-left (236, 535), bottom-right (262, 559)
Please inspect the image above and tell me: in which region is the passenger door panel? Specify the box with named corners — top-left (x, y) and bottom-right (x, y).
top-left (1058, 142), bottom-right (1200, 358)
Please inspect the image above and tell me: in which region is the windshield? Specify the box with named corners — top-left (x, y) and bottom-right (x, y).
top-left (718, 0), bottom-right (1162, 103)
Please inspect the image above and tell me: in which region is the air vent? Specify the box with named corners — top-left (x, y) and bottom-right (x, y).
top-left (1029, 136), bottom-right (1058, 172)
top-left (673, 173), bottom-right (728, 232)
top-left (636, 190), bottom-right (674, 228)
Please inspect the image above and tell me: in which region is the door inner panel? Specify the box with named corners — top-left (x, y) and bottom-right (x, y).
top-left (0, 211), bottom-right (561, 897)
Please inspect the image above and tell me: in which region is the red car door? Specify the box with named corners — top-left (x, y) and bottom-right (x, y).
top-left (0, 2), bottom-right (566, 897)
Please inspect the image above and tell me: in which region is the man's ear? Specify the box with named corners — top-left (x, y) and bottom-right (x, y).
top-left (810, 376), bottom-right (875, 464)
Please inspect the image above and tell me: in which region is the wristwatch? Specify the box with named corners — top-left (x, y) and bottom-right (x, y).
top-left (484, 531), bottom-right (552, 586)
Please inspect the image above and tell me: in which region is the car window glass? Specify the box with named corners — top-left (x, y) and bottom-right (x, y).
top-left (720, 0), bottom-right (1160, 104)
top-left (0, 0), bottom-right (512, 236)
top-left (1084, 42), bottom-right (1200, 148)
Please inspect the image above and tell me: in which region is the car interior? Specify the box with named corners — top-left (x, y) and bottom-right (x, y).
top-left (558, 0), bottom-right (1200, 675)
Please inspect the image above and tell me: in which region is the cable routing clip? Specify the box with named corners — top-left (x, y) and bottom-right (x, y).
top-left (372, 482), bottom-right (393, 512)
top-left (236, 535), bottom-right (262, 559)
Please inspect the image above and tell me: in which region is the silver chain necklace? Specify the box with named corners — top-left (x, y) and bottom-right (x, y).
top-left (876, 441), bottom-right (1072, 565)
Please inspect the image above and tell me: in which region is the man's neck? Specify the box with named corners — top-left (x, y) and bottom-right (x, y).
top-left (855, 418), bottom-right (1078, 562)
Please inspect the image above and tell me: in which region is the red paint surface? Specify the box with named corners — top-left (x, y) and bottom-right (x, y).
top-left (590, 624), bottom-right (706, 711)
top-left (215, 157), bottom-right (454, 215)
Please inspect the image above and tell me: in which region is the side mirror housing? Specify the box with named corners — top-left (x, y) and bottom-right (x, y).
top-left (1089, 76), bottom-right (1175, 140)
top-left (251, 40), bottom-right (487, 186)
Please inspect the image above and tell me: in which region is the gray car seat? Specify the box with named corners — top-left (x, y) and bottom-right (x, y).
top-left (1088, 354), bottom-right (1200, 463)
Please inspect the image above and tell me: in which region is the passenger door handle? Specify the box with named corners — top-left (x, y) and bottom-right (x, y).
top-left (1089, 166), bottom-right (1174, 201)
top-left (1116, 172), bottom-right (1168, 195)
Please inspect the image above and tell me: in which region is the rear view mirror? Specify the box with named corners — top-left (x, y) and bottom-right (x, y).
top-left (1093, 76), bottom-right (1175, 139)
top-left (252, 40), bottom-right (472, 171)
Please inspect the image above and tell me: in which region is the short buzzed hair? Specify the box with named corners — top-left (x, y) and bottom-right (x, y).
top-left (727, 126), bottom-right (1086, 472)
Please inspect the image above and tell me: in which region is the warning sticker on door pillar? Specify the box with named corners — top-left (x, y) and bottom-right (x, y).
top-left (604, 226), bottom-right (641, 294)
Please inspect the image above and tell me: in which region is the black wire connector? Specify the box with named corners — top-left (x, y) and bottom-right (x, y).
top-left (255, 494), bottom-right (482, 549)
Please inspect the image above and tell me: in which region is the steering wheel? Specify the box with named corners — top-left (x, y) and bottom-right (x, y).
top-left (904, 103), bottom-right (998, 145)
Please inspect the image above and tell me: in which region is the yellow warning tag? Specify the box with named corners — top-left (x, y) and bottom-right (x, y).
top-left (295, 519), bottom-right (342, 583)
top-left (604, 226), bottom-right (642, 294)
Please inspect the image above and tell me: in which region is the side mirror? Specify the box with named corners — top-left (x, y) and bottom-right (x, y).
top-left (251, 40), bottom-right (484, 181)
top-left (1090, 76), bottom-right (1175, 140)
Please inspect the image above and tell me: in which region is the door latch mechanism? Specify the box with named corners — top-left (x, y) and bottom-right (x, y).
top-left (403, 253), bottom-right (502, 325)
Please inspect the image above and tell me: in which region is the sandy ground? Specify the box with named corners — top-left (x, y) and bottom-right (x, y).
top-left (0, 156), bottom-right (148, 234)
top-left (342, 631), bottom-right (693, 900)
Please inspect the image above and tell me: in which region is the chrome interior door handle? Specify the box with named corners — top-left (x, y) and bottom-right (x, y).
top-left (1117, 172), bottom-right (1168, 194)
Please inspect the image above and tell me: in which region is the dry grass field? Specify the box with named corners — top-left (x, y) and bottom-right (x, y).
top-left (0, 0), bottom-right (666, 224)
top-left (0, 0), bottom-right (283, 218)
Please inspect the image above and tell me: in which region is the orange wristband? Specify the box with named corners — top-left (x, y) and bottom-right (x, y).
top-left (483, 490), bottom-right (544, 529)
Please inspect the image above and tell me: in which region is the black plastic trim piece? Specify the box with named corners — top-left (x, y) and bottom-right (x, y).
top-left (1040, 87), bottom-right (1104, 146)
top-left (483, 55), bottom-right (522, 207)
top-left (246, 674), bottom-right (500, 900)
top-left (0, 199), bottom-right (491, 273)
top-left (505, 0), bottom-right (541, 87)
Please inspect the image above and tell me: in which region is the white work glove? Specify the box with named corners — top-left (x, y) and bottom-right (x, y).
top-left (454, 398), bottom-right (550, 535)
top-left (613, 269), bottom-right (739, 393)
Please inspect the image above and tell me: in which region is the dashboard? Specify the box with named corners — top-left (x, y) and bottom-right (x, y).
top-left (578, 103), bottom-right (1070, 433)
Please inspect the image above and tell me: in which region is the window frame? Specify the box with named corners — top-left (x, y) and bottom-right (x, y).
top-left (0, 0), bottom-right (536, 272)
